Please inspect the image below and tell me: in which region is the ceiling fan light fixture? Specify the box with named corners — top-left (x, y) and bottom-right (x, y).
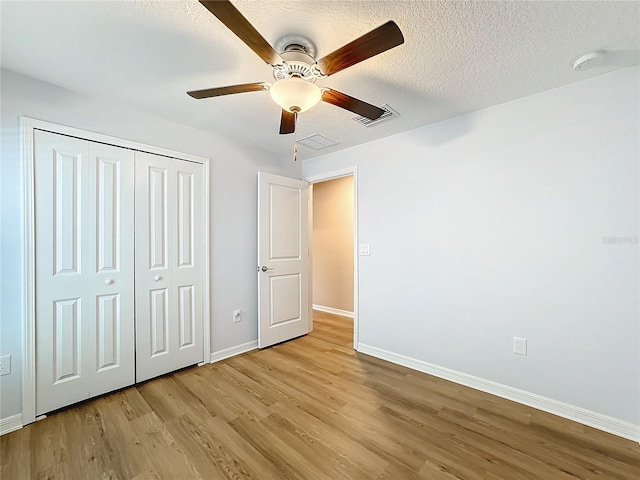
top-left (269, 77), bottom-right (321, 113)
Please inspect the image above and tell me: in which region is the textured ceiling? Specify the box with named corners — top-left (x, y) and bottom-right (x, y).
top-left (1, 1), bottom-right (638, 160)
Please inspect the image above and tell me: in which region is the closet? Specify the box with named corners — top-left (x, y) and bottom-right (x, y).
top-left (33, 129), bottom-right (205, 415)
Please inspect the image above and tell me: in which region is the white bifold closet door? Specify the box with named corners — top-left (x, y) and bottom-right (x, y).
top-left (34, 130), bottom-right (135, 415)
top-left (134, 151), bottom-right (204, 382)
top-left (34, 131), bottom-right (205, 415)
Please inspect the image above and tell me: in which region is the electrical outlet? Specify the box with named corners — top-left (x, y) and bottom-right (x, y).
top-left (513, 337), bottom-right (527, 356)
top-left (232, 310), bottom-right (242, 323)
top-left (0, 355), bottom-right (11, 376)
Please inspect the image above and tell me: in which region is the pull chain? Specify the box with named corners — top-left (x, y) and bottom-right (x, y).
top-left (293, 111), bottom-right (299, 162)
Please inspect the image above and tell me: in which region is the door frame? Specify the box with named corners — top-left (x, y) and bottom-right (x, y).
top-left (304, 167), bottom-right (359, 350)
top-left (20, 116), bottom-right (211, 425)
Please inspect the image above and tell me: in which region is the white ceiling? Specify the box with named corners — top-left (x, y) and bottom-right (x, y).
top-left (1, 1), bottom-right (638, 160)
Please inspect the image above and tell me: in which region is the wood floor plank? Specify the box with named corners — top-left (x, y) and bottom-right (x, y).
top-left (311, 311), bottom-right (354, 347)
top-left (97, 391), bottom-right (160, 479)
top-left (335, 402), bottom-right (430, 474)
top-left (129, 411), bottom-right (206, 479)
top-left (269, 400), bottom-right (389, 476)
top-left (2, 311), bottom-right (639, 479)
top-left (32, 415), bottom-right (74, 480)
top-left (263, 412), bottom-right (376, 480)
top-left (61, 403), bottom-right (125, 480)
top-left (136, 374), bottom-right (215, 424)
top-left (230, 414), bottom-right (330, 480)
top-left (163, 414), bottom-right (260, 480)
top-left (0, 426), bottom-right (31, 479)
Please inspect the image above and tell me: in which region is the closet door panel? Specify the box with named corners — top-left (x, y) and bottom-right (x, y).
top-left (173, 160), bottom-right (203, 362)
top-left (87, 142), bottom-right (135, 398)
top-left (135, 152), bottom-right (204, 382)
top-left (150, 287), bottom-right (170, 356)
top-left (53, 297), bottom-right (82, 383)
top-left (96, 293), bottom-right (120, 371)
top-left (178, 285), bottom-right (196, 349)
top-left (96, 156), bottom-right (121, 272)
top-left (148, 166), bottom-right (169, 269)
top-left (177, 169), bottom-right (195, 267)
top-left (135, 153), bottom-right (173, 382)
top-left (53, 149), bottom-right (82, 276)
top-left (35, 131), bottom-right (135, 415)
top-left (35, 132), bottom-right (91, 414)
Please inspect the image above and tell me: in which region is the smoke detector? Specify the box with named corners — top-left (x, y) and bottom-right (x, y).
top-left (572, 51), bottom-right (605, 71)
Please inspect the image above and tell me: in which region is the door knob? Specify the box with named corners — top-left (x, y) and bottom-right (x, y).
top-left (261, 266), bottom-right (274, 272)
top-left (154, 275), bottom-right (162, 281)
top-left (105, 279), bottom-right (114, 285)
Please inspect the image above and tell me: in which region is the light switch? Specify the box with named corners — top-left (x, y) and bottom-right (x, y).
top-left (359, 244), bottom-right (370, 256)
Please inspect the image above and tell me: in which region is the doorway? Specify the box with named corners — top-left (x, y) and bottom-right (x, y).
top-left (307, 168), bottom-right (358, 349)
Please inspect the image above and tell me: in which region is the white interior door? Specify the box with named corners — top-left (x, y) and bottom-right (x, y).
top-left (135, 151), bottom-right (204, 382)
top-left (35, 130), bottom-right (135, 415)
top-left (257, 172), bottom-right (310, 348)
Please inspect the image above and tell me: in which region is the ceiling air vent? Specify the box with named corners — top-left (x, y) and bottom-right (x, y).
top-left (352, 104), bottom-right (400, 127)
top-left (297, 134), bottom-right (338, 150)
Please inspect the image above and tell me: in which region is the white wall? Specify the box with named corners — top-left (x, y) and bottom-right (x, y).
top-left (303, 67), bottom-right (639, 427)
top-left (0, 69), bottom-right (300, 421)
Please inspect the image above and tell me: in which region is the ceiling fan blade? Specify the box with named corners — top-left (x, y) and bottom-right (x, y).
top-left (199, 1), bottom-right (284, 66)
top-left (315, 21), bottom-right (404, 77)
top-left (187, 82), bottom-right (267, 99)
top-left (279, 109), bottom-right (296, 135)
top-left (321, 89), bottom-right (385, 120)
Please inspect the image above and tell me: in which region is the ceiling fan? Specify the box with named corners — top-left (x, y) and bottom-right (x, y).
top-left (188, 0), bottom-right (404, 135)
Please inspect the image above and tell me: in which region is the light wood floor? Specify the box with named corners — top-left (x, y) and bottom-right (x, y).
top-left (2, 310), bottom-right (639, 479)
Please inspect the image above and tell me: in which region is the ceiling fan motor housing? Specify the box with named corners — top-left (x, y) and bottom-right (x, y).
top-left (273, 49), bottom-right (318, 81)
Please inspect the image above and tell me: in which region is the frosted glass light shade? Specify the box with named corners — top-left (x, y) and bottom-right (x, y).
top-left (269, 77), bottom-right (321, 113)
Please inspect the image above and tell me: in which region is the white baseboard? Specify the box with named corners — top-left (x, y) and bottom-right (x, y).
top-left (357, 343), bottom-right (640, 442)
top-left (0, 414), bottom-right (23, 436)
top-left (312, 304), bottom-right (354, 318)
top-left (210, 341), bottom-right (258, 363)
